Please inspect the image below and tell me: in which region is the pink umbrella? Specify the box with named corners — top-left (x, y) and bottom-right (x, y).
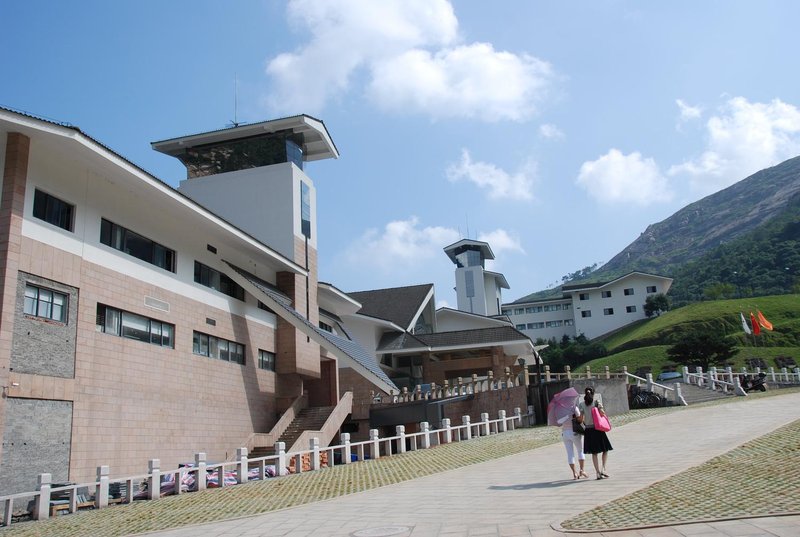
top-left (547, 387), bottom-right (580, 426)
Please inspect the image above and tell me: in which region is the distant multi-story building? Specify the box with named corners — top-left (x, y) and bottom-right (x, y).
top-left (502, 272), bottom-right (673, 341)
top-left (443, 239), bottom-right (508, 317)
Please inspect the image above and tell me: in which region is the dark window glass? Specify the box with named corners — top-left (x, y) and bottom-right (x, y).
top-left (193, 331), bottom-right (244, 365)
top-left (100, 219), bottom-right (175, 272)
top-left (300, 181), bottom-right (311, 239)
top-left (258, 350), bottom-right (276, 371)
top-left (286, 139), bottom-right (304, 170)
top-left (24, 284), bottom-right (68, 322)
top-left (96, 304), bottom-right (174, 348)
top-left (194, 261), bottom-right (244, 300)
top-left (33, 189), bottom-right (74, 231)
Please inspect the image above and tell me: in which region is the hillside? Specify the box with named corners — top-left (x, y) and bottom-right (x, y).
top-left (513, 155), bottom-right (800, 304)
top-left (577, 294), bottom-right (800, 375)
top-left (600, 155), bottom-right (800, 276)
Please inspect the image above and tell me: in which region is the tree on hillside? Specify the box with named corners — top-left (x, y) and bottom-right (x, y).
top-left (666, 328), bottom-right (737, 370)
top-left (644, 293), bottom-right (670, 318)
top-left (703, 282), bottom-right (736, 300)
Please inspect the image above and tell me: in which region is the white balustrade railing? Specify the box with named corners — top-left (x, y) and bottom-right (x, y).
top-left (681, 366), bottom-right (800, 396)
top-left (0, 408), bottom-right (527, 528)
top-left (624, 372), bottom-right (688, 406)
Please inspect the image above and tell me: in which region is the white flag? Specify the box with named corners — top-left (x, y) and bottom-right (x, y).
top-left (740, 312), bottom-right (752, 335)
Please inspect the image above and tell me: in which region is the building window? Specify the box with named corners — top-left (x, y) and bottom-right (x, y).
top-left (563, 304), bottom-right (571, 311)
top-left (96, 304), bottom-right (174, 348)
top-left (300, 181), bottom-right (311, 239)
top-left (624, 288), bottom-right (634, 296)
top-left (193, 331), bottom-right (245, 364)
top-left (544, 304), bottom-right (562, 312)
top-left (626, 305), bottom-right (637, 313)
top-left (581, 310), bottom-right (592, 318)
top-left (601, 291), bottom-right (612, 298)
top-left (516, 324), bottom-right (527, 330)
top-left (33, 189), bottom-right (74, 231)
top-left (646, 286), bottom-right (657, 293)
top-left (319, 320), bottom-right (333, 332)
top-left (527, 322), bottom-right (545, 329)
top-left (604, 308), bottom-right (615, 315)
top-left (24, 284), bottom-right (68, 322)
top-left (564, 319), bottom-right (574, 326)
top-left (579, 293), bottom-right (589, 301)
top-left (546, 320), bottom-right (563, 328)
top-left (100, 219), bottom-right (176, 272)
top-left (258, 349), bottom-right (276, 371)
top-left (194, 261), bottom-right (245, 300)
top-left (514, 308), bottom-right (525, 315)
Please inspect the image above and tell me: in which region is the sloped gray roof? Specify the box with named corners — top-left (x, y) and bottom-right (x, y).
top-left (415, 326), bottom-right (531, 348)
top-left (375, 326), bottom-right (531, 353)
top-left (348, 284), bottom-right (433, 329)
top-left (376, 331), bottom-right (428, 353)
top-left (225, 262), bottom-right (397, 390)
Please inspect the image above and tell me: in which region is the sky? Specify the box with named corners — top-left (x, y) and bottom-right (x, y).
top-left (3, 1), bottom-right (800, 308)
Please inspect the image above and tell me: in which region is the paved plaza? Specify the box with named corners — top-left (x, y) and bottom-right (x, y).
top-left (2, 390), bottom-right (799, 537)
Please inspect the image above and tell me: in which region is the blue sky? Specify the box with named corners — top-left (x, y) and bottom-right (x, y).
top-left (3, 1), bottom-right (800, 307)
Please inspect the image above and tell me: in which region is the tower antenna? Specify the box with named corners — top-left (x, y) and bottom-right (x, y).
top-left (233, 74), bottom-right (239, 127)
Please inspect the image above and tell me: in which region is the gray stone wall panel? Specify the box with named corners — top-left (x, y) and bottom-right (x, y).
top-left (11, 272), bottom-right (78, 378)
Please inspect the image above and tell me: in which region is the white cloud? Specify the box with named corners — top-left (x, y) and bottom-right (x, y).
top-left (576, 149), bottom-right (673, 205)
top-left (446, 149), bottom-right (536, 201)
top-left (342, 216), bottom-right (460, 273)
top-left (266, 0), bottom-right (554, 120)
top-left (476, 229), bottom-right (525, 255)
top-left (676, 99), bottom-right (702, 122)
top-left (367, 43), bottom-right (553, 121)
top-left (669, 97), bottom-right (800, 194)
top-left (539, 123), bottom-right (565, 140)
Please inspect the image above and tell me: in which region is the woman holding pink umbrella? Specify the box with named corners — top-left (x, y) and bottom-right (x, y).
top-left (547, 388), bottom-right (588, 480)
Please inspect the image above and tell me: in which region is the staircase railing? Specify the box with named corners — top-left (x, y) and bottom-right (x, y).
top-left (625, 372), bottom-right (687, 406)
top-left (243, 393), bottom-right (309, 455)
top-left (683, 366), bottom-right (746, 396)
top-left (285, 391), bottom-right (353, 453)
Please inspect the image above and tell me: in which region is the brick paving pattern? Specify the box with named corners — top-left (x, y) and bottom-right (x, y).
top-left (561, 417), bottom-right (800, 531)
top-left (0, 390), bottom-right (798, 537)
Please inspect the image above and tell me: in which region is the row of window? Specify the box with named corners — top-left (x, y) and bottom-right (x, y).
top-left (36, 189), bottom-right (252, 302)
top-left (580, 286), bottom-right (657, 301)
top-left (517, 319), bottom-right (575, 330)
top-left (509, 303), bottom-right (571, 315)
top-left (92, 300), bottom-right (274, 371)
top-left (579, 305), bottom-right (638, 318)
top-left (26, 282), bottom-right (273, 368)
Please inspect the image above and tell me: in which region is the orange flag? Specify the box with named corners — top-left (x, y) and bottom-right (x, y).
top-left (757, 310), bottom-right (773, 331)
top-left (750, 312), bottom-right (761, 336)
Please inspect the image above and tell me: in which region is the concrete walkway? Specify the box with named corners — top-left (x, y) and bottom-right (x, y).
top-left (139, 390), bottom-right (800, 537)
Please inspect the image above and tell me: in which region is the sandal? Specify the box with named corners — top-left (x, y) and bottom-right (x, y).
top-left (579, 471), bottom-right (588, 479)
top-left (600, 472), bottom-right (610, 478)
top-left (596, 475), bottom-right (604, 480)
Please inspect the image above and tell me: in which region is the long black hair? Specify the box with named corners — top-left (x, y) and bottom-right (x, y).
top-left (584, 386), bottom-right (595, 405)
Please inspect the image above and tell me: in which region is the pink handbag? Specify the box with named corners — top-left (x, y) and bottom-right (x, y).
top-left (592, 406), bottom-right (612, 432)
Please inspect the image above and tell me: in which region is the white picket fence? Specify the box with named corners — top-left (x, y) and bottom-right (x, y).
top-left (1, 408), bottom-right (529, 527)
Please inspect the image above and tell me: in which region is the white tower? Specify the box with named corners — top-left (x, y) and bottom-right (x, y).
top-left (443, 239), bottom-right (509, 316)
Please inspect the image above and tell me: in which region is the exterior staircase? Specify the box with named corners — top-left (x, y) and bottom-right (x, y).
top-left (669, 380), bottom-right (735, 405)
top-left (249, 405), bottom-right (336, 458)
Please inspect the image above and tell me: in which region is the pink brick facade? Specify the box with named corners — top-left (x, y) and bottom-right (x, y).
top-left (11, 235), bottom-right (282, 482)
top-left (0, 132), bottom-right (29, 471)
